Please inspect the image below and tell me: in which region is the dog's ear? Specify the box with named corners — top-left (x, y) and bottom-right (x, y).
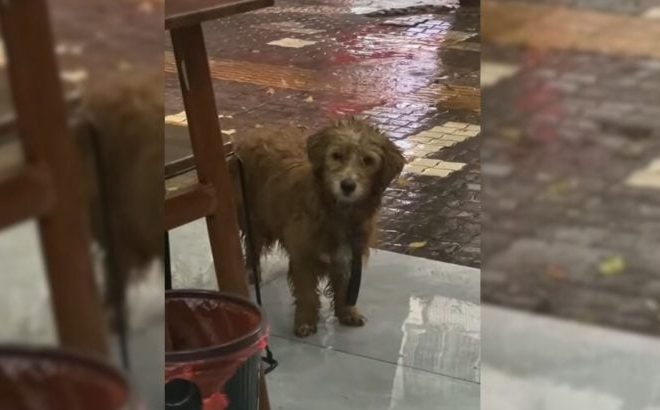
top-left (307, 127), bottom-right (331, 174)
top-left (377, 136), bottom-right (405, 191)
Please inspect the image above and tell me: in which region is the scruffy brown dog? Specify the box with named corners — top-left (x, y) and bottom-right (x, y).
top-left (75, 70), bottom-right (163, 334)
top-left (80, 71), bottom-right (163, 279)
top-left (235, 118), bottom-right (405, 337)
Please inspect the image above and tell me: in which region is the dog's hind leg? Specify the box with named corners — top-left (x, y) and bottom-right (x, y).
top-left (288, 256), bottom-right (323, 337)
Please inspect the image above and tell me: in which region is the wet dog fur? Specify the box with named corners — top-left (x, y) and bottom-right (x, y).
top-left (235, 118), bottom-right (404, 337)
top-left (75, 70), bottom-right (163, 331)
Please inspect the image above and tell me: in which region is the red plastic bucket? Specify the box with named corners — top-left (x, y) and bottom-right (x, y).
top-left (0, 347), bottom-right (134, 410)
top-left (165, 290), bottom-right (267, 410)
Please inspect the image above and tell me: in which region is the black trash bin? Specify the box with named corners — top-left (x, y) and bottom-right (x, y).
top-left (165, 290), bottom-right (267, 410)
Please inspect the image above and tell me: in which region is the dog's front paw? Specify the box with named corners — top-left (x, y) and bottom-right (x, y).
top-left (338, 307), bottom-right (367, 327)
top-left (294, 322), bottom-right (318, 337)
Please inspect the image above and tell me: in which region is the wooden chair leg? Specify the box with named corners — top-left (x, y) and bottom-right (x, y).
top-left (170, 24), bottom-right (249, 297)
top-left (169, 23), bottom-right (271, 407)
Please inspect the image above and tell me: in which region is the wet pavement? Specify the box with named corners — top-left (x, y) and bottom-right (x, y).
top-left (164, 0), bottom-right (482, 268)
top-left (482, 305), bottom-right (660, 410)
top-left (482, 0), bottom-right (660, 335)
top-left (169, 219), bottom-right (481, 409)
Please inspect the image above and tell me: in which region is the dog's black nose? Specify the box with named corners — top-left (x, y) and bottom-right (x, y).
top-left (340, 179), bottom-right (356, 195)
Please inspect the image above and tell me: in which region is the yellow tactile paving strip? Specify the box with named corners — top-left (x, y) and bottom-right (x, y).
top-left (164, 51), bottom-right (324, 92)
top-left (165, 51), bottom-right (408, 103)
top-left (483, 1), bottom-right (660, 59)
top-left (403, 121), bottom-right (479, 177)
top-left (406, 158), bottom-right (467, 177)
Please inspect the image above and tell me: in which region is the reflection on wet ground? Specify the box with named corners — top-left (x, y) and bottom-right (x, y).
top-left (482, 0), bottom-right (660, 335)
top-left (164, 0), bottom-right (481, 268)
top-left (482, 305), bottom-right (660, 410)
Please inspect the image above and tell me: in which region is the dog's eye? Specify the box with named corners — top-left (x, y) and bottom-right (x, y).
top-left (363, 156), bottom-right (375, 166)
top-left (331, 152), bottom-right (344, 161)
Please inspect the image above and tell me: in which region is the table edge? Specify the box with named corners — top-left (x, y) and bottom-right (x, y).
top-left (165, 0), bottom-right (274, 30)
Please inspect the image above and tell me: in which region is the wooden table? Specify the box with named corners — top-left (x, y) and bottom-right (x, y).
top-left (165, 1), bottom-right (273, 408)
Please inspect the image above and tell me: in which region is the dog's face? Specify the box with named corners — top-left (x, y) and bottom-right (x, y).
top-left (307, 118), bottom-right (405, 204)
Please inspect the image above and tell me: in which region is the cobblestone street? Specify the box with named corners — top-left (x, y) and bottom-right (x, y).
top-left (482, 0), bottom-right (660, 335)
top-left (164, 0), bottom-right (482, 268)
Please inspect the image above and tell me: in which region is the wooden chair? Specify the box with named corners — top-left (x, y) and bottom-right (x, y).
top-left (164, 1), bottom-right (273, 407)
top-left (0, 0), bottom-right (108, 357)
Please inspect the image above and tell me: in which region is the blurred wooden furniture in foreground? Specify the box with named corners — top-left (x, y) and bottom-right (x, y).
top-left (0, 0), bottom-right (108, 357)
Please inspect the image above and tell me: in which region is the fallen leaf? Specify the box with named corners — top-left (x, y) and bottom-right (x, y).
top-left (304, 95), bottom-right (314, 103)
top-left (266, 87), bottom-right (276, 95)
top-left (221, 129), bottom-right (236, 135)
top-left (599, 256), bottom-right (626, 277)
top-left (408, 241), bottom-right (427, 249)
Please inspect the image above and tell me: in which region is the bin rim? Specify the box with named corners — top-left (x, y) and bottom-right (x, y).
top-left (165, 289), bottom-right (266, 363)
top-left (0, 345), bottom-right (129, 390)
